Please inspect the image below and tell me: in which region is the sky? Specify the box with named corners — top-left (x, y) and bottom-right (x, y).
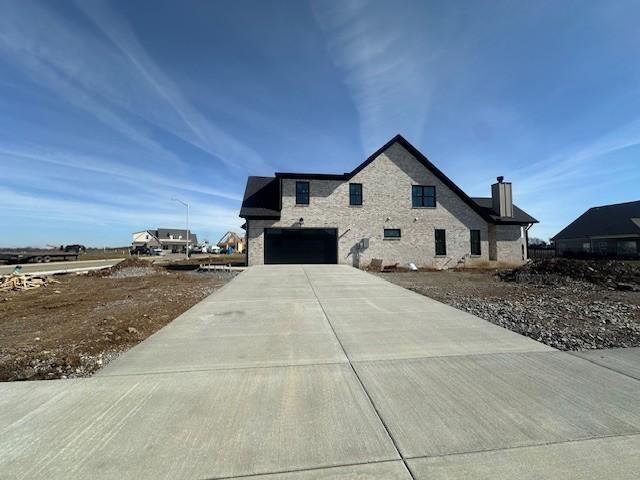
top-left (1, 0), bottom-right (639, 247)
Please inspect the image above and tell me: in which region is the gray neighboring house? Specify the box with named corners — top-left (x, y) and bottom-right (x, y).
top-left (239, 135), bottom-right (537, 268)
top-left (132, 228), bottom-right (198, 253)
top-left (552, 200), bottom-right (640, 258)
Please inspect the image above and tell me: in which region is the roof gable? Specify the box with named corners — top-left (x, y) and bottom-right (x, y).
top-left (241, 134), bottom-right (537, 225)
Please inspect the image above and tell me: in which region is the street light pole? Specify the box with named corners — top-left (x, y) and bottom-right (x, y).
top-left (172, 197), bottom-right (190, 258)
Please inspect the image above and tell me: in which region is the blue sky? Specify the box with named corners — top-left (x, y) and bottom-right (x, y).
top-left (1, 0), bottom-right (639, 247)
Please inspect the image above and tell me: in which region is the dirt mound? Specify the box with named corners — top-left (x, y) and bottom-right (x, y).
top-left (91, 258), bottom-right (165, 278)
top-left (499, 258), bottom-right (640, 291)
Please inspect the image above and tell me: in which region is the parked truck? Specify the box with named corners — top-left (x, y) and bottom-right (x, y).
top-left (0, 249), bottom-right (80, 264)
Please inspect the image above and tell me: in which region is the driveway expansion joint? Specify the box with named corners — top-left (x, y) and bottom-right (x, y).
top-left (302, 265), bottom-right (416, 480)
top-left (401, 431), bottom-right (640, 462)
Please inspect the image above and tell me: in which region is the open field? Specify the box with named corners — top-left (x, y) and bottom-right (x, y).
top-left (378, 266), bottom-right (640, 350)
top-left (0, 260), bottom-right (235, 381)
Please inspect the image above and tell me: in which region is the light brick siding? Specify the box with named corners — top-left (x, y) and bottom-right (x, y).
top-left (495, 224), bottom-right (527, 263)
top-left (247, 142), bottom-right (526, 268)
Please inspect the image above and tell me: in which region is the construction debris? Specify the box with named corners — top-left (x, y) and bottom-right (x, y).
top-left (498, 258), bottom-right (640, 291)
top-left (0, 273), bottom-right (60, 292)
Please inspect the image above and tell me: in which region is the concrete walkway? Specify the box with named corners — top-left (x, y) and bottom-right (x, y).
top-left (1, 265), bottom-right (640, 479)
top-left (0, 258), bottom-right (122, 275)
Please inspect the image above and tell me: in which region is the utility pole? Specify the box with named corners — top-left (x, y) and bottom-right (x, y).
top-left (172, 197), bottom-right (190, 258)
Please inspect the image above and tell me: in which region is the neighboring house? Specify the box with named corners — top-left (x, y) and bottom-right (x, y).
top-left (552, 200), bottom-right (640, 259)
top-left (239, 134), bottom-right (537, 267)
top-left (217, 231), bottom-right (245, 253)
top-left (131, 228), bottom-right (198, 253)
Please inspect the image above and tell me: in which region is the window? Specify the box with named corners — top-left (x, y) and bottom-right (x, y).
top-left (412, 185), bottom-right (436, 207)
top-left (384, 228), bottom-right (401, 239)
top-left (296, 181), bottom-right (309, 205)
top-left (435, 229), bottom-right (446, 255)
top-left (617, 240), bottom-right (638, 256)
top-left (349, 183), bottom-right (363, 205)
top-left (470, 229), bottom-right (481, 256)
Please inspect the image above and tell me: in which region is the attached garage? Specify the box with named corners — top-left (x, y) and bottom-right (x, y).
top-left (264, 228), bottom-right (338, 264)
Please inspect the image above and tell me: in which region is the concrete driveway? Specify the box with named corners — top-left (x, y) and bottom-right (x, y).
top-left (1, 265), bottom-right (639, 479)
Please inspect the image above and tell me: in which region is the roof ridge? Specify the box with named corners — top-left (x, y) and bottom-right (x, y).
top-left (589, 199), bottom-right (640, 210)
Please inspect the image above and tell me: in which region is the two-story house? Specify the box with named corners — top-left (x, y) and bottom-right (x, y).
top-left (132, 228), bottom-right (198, 253)
top-left (239, 135), bottom-right (537, 268)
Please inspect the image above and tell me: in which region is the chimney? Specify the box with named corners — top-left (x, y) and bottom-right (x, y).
top-left (491, 176), bottom-right (513, 217)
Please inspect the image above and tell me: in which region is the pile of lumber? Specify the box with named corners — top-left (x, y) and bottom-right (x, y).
top-left (0, 273), bottom-right (59, 292)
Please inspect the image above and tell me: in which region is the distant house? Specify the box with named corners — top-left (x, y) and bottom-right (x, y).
top-left (132, 228), bottom-right (198, 253)
top-left (217, 231), bottom-right (245, 253)
top-left (552, 201), bottom-right (640, 258)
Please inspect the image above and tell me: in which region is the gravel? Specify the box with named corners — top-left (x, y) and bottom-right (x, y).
top-left (109, 267), bottom-right (162, 278)
top-left (378, 264), bottom-right (640, 351)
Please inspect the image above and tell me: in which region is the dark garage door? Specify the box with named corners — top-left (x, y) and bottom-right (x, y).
top-left (264, 228), bottom-right (338, 264)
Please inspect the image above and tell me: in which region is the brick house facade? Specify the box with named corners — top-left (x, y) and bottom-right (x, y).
top-left (240, 135), bottom-right (537, 268)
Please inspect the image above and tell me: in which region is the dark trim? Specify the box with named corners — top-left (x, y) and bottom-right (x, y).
top-left (241, 215), bottom-right (281, 220)
top-left (470, 229), bottom-right (481, 256)
top-left (295, 181), bottom-right (310, 205)
top-left (349, 183), bottom-right (363, 206)
top-left (435, 229), bottom-right (447, 256)
top-left (275, 172), bottom-right (346, 180)
top-left (383, 228), bottom-right (401, 239)
top-left (412, 185), bottom-right (436, 208)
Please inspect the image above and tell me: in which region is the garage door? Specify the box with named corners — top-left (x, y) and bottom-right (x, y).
top-left (264, 228), bottom-right (338, 264)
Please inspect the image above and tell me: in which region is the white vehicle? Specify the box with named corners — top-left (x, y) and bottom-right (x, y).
top-left (209, 245), bottom-right (221, 254)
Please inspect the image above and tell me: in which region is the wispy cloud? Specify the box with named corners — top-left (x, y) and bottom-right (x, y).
top-left (312, 0), bottom-right (435, 152)
top-left (0, 0), bottom-right (271, 173)
top-left (509, 119), bottom-right (640, 197)
top-left (74, 0), bottom-right (271, 173)
top-left (0, 184), bottom-right (240, 235)
top-left (0, 143), bottom-right (242, 201)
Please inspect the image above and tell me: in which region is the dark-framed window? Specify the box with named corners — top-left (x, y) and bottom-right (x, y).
top-left (349, 183), bottom-right (363, 205)
top-left (412, 185), bottom-right (436, 207)
top-left (384, 228), bottom-right (401, 239)
top-left (295, 181), bottom-right (309, 205)
top-left (435, 229), bottom-right (446, 255)
top-left (470, 229), bottom-right (481, 256)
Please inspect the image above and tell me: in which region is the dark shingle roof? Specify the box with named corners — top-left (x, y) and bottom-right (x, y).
top-left (552, 200), bottom-right (640, 240)
top-left (240, 176), bottom-right (281, 219)
top-left (471, 197), bottom-right (539, 224)
top-left (157, 228), bottom-right (198, 244)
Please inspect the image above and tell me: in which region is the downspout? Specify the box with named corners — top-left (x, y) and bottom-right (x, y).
top-left (525, 223), bottom-right (534, 260)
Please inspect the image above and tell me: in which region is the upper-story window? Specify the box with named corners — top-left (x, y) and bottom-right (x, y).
top-left (349, 183), bottom-right (363, 206)
top-left (412, 185), bottom-right (436, 207)
top-left (296, 181), bottom-right (309, 205)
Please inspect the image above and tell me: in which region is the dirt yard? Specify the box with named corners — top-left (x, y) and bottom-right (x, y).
top-left (378, 262), bottom-right (640, 351)
top-left (0, 260), bottom-right (235, 381)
